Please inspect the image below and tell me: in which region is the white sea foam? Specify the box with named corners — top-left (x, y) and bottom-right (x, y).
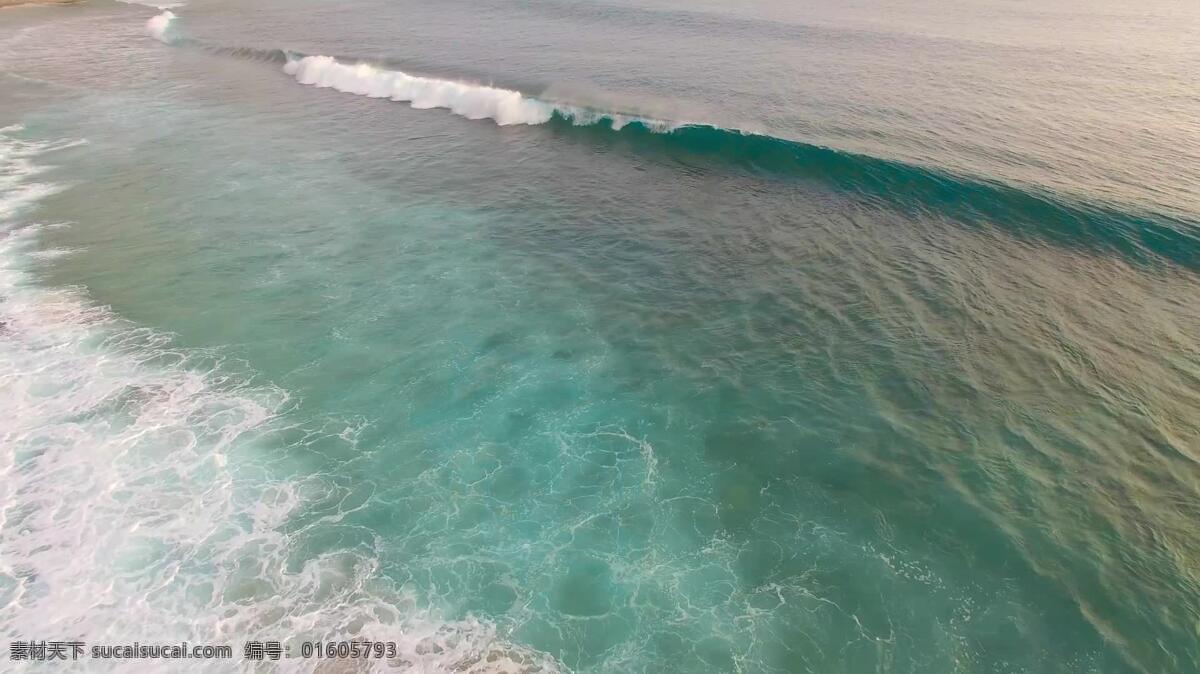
top-left (283, 55), bottom-right (678, 132)
top-left (283, 55), bottom-right (554, 126)
top-left (145, 10), bottom-right (176, 44)
top-left (0, 127), bottom-right (560, 672)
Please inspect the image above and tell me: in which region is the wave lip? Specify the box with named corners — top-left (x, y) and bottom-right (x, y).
top-left (145, 10), bottom-right (176, 44)
top-left (281, 54), bottom-right (679, 133)
top-left (284, 55), bottom-right (556, 126)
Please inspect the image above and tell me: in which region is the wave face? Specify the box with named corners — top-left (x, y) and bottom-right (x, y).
top-left (145, 10), bottom-right (176, 44)
top-left (276, 57), bottom-right (1196, 272)
top-left (545, 118), bottom-right (1200, 270)
top-left (274, 51), bottom-right (1196, 270)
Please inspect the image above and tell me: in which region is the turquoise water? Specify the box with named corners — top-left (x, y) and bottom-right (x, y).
top-left (1, 1), bottom-right (1199, 672)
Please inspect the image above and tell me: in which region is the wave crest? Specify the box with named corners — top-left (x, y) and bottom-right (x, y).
top-left (281, 54), bottom-right (678, 133)
top-left (284, 55), bottom-right (555, 126)
top-left (145, 10), bottom-right (176, 44)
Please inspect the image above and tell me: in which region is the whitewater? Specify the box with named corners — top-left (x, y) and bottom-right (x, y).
top-left (0, 126), bottom-right (562, 672)
top-left (282, 54), bottom-right (683, 132)
top-left (145, 10), bottom-right (175, 43)
top-left (3, 0), bottom-right (1198, 672)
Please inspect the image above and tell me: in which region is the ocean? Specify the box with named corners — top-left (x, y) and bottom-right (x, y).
top-left (1, 0), bottom-right (1198, 671)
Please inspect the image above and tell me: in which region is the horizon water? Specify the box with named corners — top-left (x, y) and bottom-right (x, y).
top-left (1, 0), bottom-right (1199, 672)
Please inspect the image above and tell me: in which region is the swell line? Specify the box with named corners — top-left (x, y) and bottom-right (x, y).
top-left (144, 13), bottom-right (1200, 272)
top-left (550, 118), bottom-right (1200, 270)
top-left (271, 54), bottom-right (1200, 272)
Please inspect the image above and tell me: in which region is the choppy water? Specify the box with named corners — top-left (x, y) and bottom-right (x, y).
top-left (1, 0), bottom-right (1199, 672)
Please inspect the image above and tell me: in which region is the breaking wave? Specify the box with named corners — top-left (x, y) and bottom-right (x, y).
top-left (142, 16), bottom-right (1199, 271)
top-left (277, 53), bottom-right (1198, 270)
top-left (282, 54), bottom-right (674, 131)
top-left (284, 55), bottom-right (554, 126)
top-left (145, 10), bottom-right (176, 44)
